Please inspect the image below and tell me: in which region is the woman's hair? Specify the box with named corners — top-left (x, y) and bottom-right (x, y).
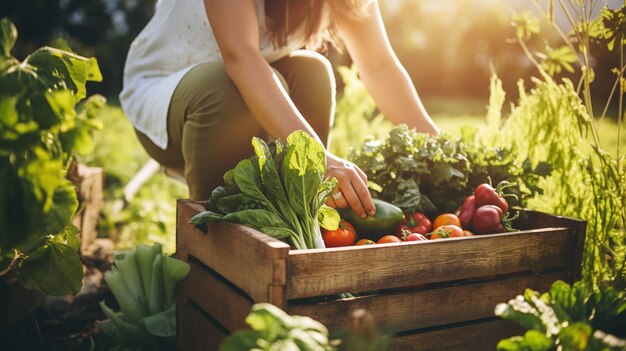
top-left (265, 0), bottom-right (374, 50)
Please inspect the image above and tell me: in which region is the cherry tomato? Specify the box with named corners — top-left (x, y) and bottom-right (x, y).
top-left (395, 211), bottom-right (433, 238)
top-left (404, 233), bottom-right (428, 242)
top-left (444, 225), bottom-right (465, 237)
top-left (377, 235), bottom-right (402, 244)
top-left (355, 239), bottom-right (375, 245)
top-left (433, 213), bottom-right (462, 229)
top-left (428, 232), bottom-right (444, 240)
top-left (322, 220), bottom-right (357, 247)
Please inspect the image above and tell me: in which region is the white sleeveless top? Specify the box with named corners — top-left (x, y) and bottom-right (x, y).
top-left (120, 0), bottom-right (320, 149)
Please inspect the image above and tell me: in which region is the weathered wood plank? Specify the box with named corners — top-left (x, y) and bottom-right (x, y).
top-left (391, 319), bottom-right (522, 351)
top-left (287, 228), bottom-right (578, 298)
top-left (177, 294), bottom-right (227, 351)
top-left (181, 261), bottom-right (253, 332)
top-left (525, 210), bottom-right (587, 281)
top-left (176, 200), bottom-right (290, 302)
top-left (288, 271), bottom-right (568, 333)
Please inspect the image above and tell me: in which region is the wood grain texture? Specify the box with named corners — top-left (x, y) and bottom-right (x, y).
top-left (181, 261), bottom-right (252, 332)
top-left (288, 271), bottom-right (568, 333)
top-left (69, 165), bottom-right (104, 252)
top-left (177, 293), bottom-right (227, 351)
top-left (287, 228), bottom-right (578, 298)
top-left (176, 200), bottom-right (290, 302)
top-left (391, 319), bottom-right (523, 351)
top-left (525, 210), bottom-right (587, 281)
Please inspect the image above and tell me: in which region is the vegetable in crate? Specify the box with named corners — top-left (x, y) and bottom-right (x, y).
top-left (190, 131), bottom-right (340, 250)
top-left (349, 125), bottom-right (550, 215)
top-left (339, 198), bottom-right (404, 242)
top-left (395, 211), bottom-right (432, 237)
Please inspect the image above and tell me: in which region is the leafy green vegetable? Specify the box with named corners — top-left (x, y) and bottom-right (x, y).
top-left (0, 18), bottom-right (104, 295)
top-left (191, 131), bottom-right (340, 249)
top-left (220, 303), bottom-right (334, 351)
top-left (349, 125), bottom-right (547, 215)
top-left (495, 280), bottom-right (626, 351)
top-left (99, 243), bottom-right (190, 350)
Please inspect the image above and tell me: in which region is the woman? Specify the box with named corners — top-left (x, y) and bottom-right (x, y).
top-left (120, 0), bottom-right (439, 219)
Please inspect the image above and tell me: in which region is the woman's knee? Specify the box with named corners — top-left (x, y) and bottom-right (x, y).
top-left (279, 50), bottom-right (336, 92)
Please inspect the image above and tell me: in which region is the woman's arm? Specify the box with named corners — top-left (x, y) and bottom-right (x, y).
top-left (337, 2), bottom-right (440, 135)
top-left (204, 0), bottom-right (375, 217)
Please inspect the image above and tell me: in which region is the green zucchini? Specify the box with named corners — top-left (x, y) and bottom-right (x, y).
top-left (338, 199), bottom-right (404, 242)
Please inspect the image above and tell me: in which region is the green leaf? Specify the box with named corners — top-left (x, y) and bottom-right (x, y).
top-left (42, 179), bottom-right (78, 234)
top-left (190, 210), bottom-right (224, 224)
top-left (512, 11), bottom-right (540, 41)
top-left (219, 331), bottom-right (260, 351)
top-left (141, 298), bottom-right (176, 337)
top-left (246, 303), bottom-right (295, 341)
top-left (105, 262), bottom-right (149, 324)
top-left (317, 205), bottom-right (339, 231)
top-left (283, 131), bottom-right (325, 217)
top-left (147, 254), bottom-right (165, 315)
top-left (225, 209), bottom-right (296, 240)
top-left (559, 322), bottom-right (592, 351)
top-left (494, 299), bottom-right (546, 333)
top-left (19, 148), bottom-right (64, 212)
top-left (161, 254), bottom-right (190, 304)
top-left (496, 330), bottom-right (553, 351)
top-left (26, 46), bottom-right (102, 102)
top-left (234, 158), bottom-right (270, 205)
top-left (18, 242), bottom-right (83, 295)
top-left (0, 18), bottom-right (17, 58)
top-left (49, 223), bottom-right (81, 251)
top-left (99, 301), bottom-right (156, 349)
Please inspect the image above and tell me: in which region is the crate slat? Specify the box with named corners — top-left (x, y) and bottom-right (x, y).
top-left (391, 319), bottom-right (522, 351)
top-left (176, 200), bottom-right (290, 303)
top-left (287, 228), bottom-right (577, 298)
top-left (177, 295), bottom-right (227, 351)
top-left (288, 270), bottom-right (568, 332)
top-left (181, 261), bottom-right (253, 332)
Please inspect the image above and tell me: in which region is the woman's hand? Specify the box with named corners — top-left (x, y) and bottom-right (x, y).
top-left (325, 151), bottom-right (376, 218)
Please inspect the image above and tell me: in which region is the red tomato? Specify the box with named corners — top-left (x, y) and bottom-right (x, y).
top-left (428, 224), bottom-right (464, 239)
top-left (395, 211), bottom-right (433, 238)
top-left (322, 220), bottom-right (357, 247)
top-left (355, 239), bottom-right (375, 245)
top-left (377, 235), bottom-right (402, 244)
top-left (433, 213), bottom-right (461, 229)
top-left (404, 233), bottom-right (428, 242)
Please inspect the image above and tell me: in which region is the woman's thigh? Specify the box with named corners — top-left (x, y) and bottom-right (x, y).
top-left (169, 61), bottom-right (267, 200)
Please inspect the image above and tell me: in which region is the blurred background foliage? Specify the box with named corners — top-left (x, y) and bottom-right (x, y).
top-left (0, 0), bottom-right (620, 112)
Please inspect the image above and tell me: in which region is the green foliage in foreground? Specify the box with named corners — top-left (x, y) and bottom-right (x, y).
top-left (221, 304), bottom-right (393, 351)
top-left (0, 18), bottom-right (103, 295)
top-left (495, 280), bottom-right (626, 351)
top-left (99, 243), bottom-right (190, 350)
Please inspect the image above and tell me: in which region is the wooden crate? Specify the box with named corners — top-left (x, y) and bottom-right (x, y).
top-left (175, 200), bottom-right (585, 351)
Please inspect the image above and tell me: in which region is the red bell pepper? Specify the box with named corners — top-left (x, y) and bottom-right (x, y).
top-left (458, 195), bottom-right (476, 230)
top-left (395, 211), bottom-right (432, 238)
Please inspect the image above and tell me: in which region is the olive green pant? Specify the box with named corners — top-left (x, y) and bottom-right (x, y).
top-left (135, 50), bottom-right (336, 200)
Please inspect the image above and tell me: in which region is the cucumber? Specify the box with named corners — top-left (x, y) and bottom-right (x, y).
top-left (338, 199), bottom-right (404, 242)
